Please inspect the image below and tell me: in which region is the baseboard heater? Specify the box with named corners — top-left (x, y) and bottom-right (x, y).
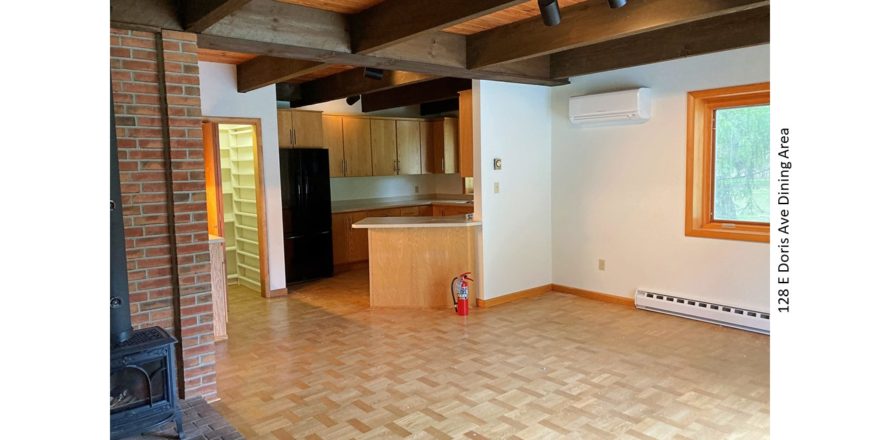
top-left (635, 289), bottom-right (769, 335)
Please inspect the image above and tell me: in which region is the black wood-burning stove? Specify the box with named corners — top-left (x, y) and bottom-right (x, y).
top-left (111, 95), bottom-right (183, 439)
top-left (111, 327), bottom-right (183, 439)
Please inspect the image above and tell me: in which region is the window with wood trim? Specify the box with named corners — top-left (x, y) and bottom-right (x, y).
top-left (685, 82), bottom-right (770, 243)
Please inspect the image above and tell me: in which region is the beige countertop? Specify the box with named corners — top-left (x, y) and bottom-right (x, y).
top-left (352, 214), bottom-right (481, 229)
top-left (332, 195), bottom-right (473, 214)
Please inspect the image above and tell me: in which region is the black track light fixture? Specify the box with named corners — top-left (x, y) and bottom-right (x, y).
top-left (537, 0), bottom-right (561, 26)
top-left (363, 67), bottom-right (385, 80)
top-left (346, 95), bottom-right (361, 106)
top-left (608, 0), bottom-right (627, 8)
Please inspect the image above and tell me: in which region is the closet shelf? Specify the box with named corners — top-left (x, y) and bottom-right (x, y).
top-left (236, 237), bottom-right (258, 246)
top-left (237, 262), bottom-right (261, 273)
top-left (237, 249), bottom-right (259, 260)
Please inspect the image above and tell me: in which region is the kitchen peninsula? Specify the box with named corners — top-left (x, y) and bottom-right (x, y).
top-left (352, 215), bottom-right (480, 308)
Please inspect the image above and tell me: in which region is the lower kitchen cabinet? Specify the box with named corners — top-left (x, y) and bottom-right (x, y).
top-left (331, 211), bottom-right (369, 265)
top-left (433, 205), bottom-right (474, 216)
top-left (332, 205), bottom-right (443, 266)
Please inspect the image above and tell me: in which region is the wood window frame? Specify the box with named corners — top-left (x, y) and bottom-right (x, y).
top-left (685, 82), bottom-right (770, 243)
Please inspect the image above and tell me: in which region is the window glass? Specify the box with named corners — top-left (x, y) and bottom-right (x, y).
top-left (712, 105), bottom-right (770, 223)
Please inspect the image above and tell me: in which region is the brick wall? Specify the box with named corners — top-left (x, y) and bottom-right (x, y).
top-left (111, 28), bottom-right (217, 401)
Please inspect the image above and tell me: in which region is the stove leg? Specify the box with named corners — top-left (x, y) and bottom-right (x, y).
top-left (175, 409), bottom-right (184, 439)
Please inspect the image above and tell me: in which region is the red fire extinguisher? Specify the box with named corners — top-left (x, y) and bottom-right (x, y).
top-left (451, 272), bottom-right (473, 316)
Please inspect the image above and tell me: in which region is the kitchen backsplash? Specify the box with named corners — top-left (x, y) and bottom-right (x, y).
top-left (330, 174), bottom-right (464, 201)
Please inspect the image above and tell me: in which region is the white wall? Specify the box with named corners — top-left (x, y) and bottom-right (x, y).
top-left (550, 45), bottom-right (771, 311)
top-left (199, 62), bottom-right (287, 291)
top-left (299, 97), bottom-right (464, 200)
top-left (474, 81), bottom-right (553, 299)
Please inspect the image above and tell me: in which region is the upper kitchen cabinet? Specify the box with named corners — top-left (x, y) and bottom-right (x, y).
top-left (278, 109), bottom-right (324, 148)
top-left (342, 117), bottom-right (373, 177)
top-left (370, 119), bottom-right (398, 176)
top-left (458, 90), bottom-right (474, 178)
top-left (323, 115), bottom-right (344, 177)
top-left (432, 118), bottom-right (458, 174)
top-left (419, 120), bottom-right (434, 174)
top-left (396, 120), bottom-right (422, 175)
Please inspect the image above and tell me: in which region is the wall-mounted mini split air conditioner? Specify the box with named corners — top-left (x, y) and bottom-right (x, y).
top-left (569, 88), bottom-right (651, 126)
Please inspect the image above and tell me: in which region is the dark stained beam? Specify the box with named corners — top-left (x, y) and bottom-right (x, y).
top-left (421, 98), bottom-right (459, 116)
top-left (181, 0), bottom-right (253, 33)
top-left (350, 0), bottom-right (528, 54)
top-left (467, 0), bottom-right (769, 69)
top-left (113, 0), bottom-right (566, 86)
top-left (361, 78), bottom-right (473, 112)
top-left (550, 6), bottom-right (769, 79)
top-left (237, 56), bottom-right (326, 92)
top-left (289, 70), bottom-right (437, 108)
top-left (110, 0), bottom-right (182, 31)
top-left (198, 33), bottom-right (565, 86)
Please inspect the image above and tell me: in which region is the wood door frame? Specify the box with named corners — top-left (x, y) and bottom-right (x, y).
top-left (203, 116), bottom-right (271, 298)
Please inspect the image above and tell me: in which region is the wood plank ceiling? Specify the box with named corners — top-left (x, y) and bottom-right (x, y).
top-left (113, 0), bottom-right (770, 107)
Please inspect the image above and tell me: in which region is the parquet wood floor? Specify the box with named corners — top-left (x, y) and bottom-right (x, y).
top-left (213, 270), bottom-right (769, 439)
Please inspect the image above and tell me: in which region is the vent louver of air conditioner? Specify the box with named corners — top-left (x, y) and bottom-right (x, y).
top-left (635, 289), bottom-right (769, 335)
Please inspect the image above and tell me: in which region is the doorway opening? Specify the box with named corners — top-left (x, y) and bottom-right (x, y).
top-left (202, 118), bottom-right (270, 340)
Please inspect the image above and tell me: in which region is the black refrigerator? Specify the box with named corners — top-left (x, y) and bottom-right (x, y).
top-left (280, 148), bottom-right (334, 283)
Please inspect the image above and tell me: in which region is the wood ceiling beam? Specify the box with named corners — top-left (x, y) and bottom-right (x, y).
top-left (360, 78), bottom-right (473, 113)
top-left (350, 0), bottom-right (529, 54)
top-left (289, 70), bottom-right (438, 108)
top-left (237, 56), bottom-right (326, 92)
top-left (200, 0), bottom-right (564, 86)
top-left (550, 6), bottom-right (770, 79)
top-left (467, 0), bottom-right (770, 69)
top-left (113, 0), bottom-right (566, 87)
top-left (181, 0), bottom-right (253, 33)
top-left (110, 0), bottom-right (182, 31)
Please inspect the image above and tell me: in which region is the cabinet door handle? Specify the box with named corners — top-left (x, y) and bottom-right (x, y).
top-left (291, 129), bottom-right (297, 146)
top-left (342, 159), bottom-right (347, 175)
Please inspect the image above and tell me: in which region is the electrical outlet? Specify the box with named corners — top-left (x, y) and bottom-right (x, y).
top-left (598, 259), bottom-right (606, 271)
top-left (414, 184), bottom-right (420, 194)
top-left (493, 158), bottom-right (502, 170)
top-left (493, 182), bottom-right (500, 193)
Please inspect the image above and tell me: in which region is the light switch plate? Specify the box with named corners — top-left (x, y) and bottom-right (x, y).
top-left (493, 158), bottom-right (502, 170)
top-left (493, 182), bottom-right (500, 193)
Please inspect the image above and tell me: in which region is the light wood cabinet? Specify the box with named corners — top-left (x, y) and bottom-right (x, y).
top-left (396, 120), bottom-right (422, 175)
top-left (370, 119), bottom-right (398, 176)
top-left (331, 213), bottom-right (350, 265)
top-left (433, 204), bottom-right (474, 217)
top-left (431, 118), bottom-right (458, 174)
top-left (278, 109), bottom-right (324, 148)
top-left (400, 206), bottom-right (420, 216)
top-left (419, 120), bottom-right (434, 174)
top-left (331, 211), bottom-right (370, 265)
top-left (458, 90), bottom-right (474, 178)
top-left (342, 117), bottom-right (373, 177)
top-left (313, 114), bottom-right (460, 178)
top-left (348, 210), bottom-right (370, 262)
top-left (332, 205), bottom-right (442, 266)
top-left (323, 115), bottom-right (345, 177)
